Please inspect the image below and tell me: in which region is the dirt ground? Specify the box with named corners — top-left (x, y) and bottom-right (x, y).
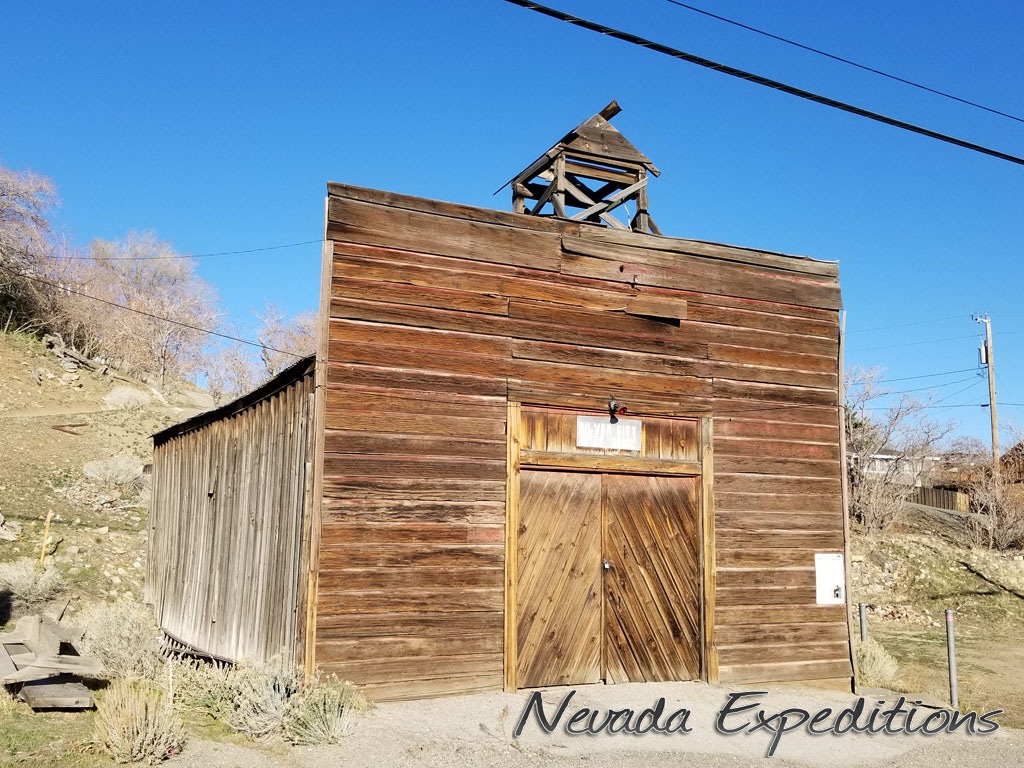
top-left (153, 682), bottom-right (1020, 768)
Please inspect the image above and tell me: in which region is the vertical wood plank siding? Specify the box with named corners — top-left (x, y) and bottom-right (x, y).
top-left (148, 362), bottom-right (315, 665)
top-left (318, 183), bottom-right (850, 698)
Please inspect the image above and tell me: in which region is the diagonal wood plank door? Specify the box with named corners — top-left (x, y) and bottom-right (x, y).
top-left (516, 470), bottom-right (602, 688)
top-left (603, 474), bottom-right (701, 683)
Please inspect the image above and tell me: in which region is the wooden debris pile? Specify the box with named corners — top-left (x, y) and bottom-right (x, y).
top-left (0, 614), bottom-right (103, 709)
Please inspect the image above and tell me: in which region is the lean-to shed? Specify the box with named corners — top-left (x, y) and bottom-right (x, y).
top-left (148, 105), bottom-right (853, 700)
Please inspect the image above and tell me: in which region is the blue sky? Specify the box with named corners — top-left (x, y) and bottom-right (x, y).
top-left (3, 1), bottom-right (1022, 443)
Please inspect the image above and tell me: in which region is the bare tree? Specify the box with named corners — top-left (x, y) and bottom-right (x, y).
top-left (61, 232), bottom-right (220, 388)
top-left (253, 302), bottom-right (315, 378)
top-left (204, 336), bottom-right (258, 406)
top-left (947, 435), bottom-right (1024, 550)
top-left (0, 163), bottom-right (57, 329)
top-left (845, 366), bottom-right (957, 531)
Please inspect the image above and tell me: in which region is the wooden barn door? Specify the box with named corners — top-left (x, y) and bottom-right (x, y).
top-left (515, 470), bottom-right (603, 688)
top-left (602, 474), bottom-right (702, 683)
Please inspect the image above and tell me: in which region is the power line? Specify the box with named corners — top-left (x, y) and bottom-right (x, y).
top-left (847, 314), bottom-right (967, 333)
top-left (876, 367), bottom-right (978, 383)
top-left (662, 0), bottom-right (1024, 125)
top-left (50, 239), bottom-right (323, 261)
top-left (503, 0), bottom-right (1024, 166)
top-left (847, 333), bottom-right (980, 352)
top-left (0, 265), bottom-right (304, 358)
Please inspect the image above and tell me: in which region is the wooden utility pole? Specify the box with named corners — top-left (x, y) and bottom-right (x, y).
top-left (975, 314), bottom-right (999, 473)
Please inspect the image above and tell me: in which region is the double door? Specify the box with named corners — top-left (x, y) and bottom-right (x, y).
top-left (515, 469), bottom-right (702, 688)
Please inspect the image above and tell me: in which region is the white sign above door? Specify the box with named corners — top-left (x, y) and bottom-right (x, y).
top-left (576, 415), bottom-right (643, 451)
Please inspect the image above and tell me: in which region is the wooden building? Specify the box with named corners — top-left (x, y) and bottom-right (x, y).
top-left (148, 105), bottom-right (853, 700)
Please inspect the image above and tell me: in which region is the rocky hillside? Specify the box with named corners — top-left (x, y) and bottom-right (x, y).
top-left (0, 331), bottom-right (210, 615)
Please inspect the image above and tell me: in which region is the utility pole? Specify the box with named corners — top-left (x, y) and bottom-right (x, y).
top-left (974, 314), bottom-right (999, 474)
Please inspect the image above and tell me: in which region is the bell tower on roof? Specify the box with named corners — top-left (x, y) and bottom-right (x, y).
top-left (507, 101), bottom-right (661, 234)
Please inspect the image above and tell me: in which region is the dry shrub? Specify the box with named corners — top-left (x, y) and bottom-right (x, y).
top-left (78, 600), bottom-right (162, 680)
top-left (83, 455), bottom-right (143, 491)
top-left (94, 680), bottom-right (185, 765)
top-left (0, 558), bottom-right (66, 614)
top-left (856, 638), bottom-right (899, 688)
top-left (224, 657), bottom-right (305, 739)
top-left (170, 657), bottom-right (234, 719)
top-left (0, 685), bottom-right (25, 715)
top-left (285, 676), bottom-right (365, 745)
top-left (103, 386), bottom-right (152, 411)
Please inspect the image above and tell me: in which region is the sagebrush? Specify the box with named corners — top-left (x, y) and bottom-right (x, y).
top-left (83, 454), bottom-right (143, 491)
top-left (78, 600), bottom-right (162, 680)
top-left (0, 558), bottom-right (66, 614)
top-left (94, 680), bottom-right (185, 765)
top-left (285, 676), bottom-right (365, 745)
top-left (171, 657), bottom-right (364, 744)
top-left (103, 386), bottom-right (152, 411)
top-left (0, 685), bottom-right (24, 715)
top-left (855, 637), bottom-right (899, 687)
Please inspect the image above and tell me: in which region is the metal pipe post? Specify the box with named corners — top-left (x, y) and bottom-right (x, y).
top-left (858, 602), bottom-right (868, 642)
top-left (945, 609), bottom-right (959, 709)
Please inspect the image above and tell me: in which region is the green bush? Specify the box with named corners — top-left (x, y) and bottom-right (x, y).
top-left (285, 676), bottom-right (366, 746)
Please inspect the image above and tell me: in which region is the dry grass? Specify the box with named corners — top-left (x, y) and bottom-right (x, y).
top-left (284, 676), bottom-right (366, 746)
top-left (855, 637), bottom-right (899, 688)
top-left (93, 680), bottom-right (185, 765)
top-left (0, 685), bottom-right (26, 715)
top-left (82, 455), bottom-right (143, 491)
top-left (77, 600), bottom-right (162, 680)
top-left (102, 386), bottom-right (152, 411)
top-left (0, 557), bottom-right (66, 614)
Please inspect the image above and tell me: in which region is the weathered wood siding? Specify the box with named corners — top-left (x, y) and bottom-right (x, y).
top-left (148, 360), bottom-right (315, 665)
top-left (316, 182), bottom-right (849, 698)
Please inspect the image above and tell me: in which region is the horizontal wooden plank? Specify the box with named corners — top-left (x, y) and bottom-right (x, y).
top-left (332, 244), bottom-right (635, 312)
top-left (322, 478), bottom-right (505, 501)
top-left (321, 522), bottom-right (504, 546)
top-left (689, 301), bottom-right (838, 338)
top-left (512, 339), bottom-right (835, 389)
top-left (323, 409), bottom-right (506, 439)
top-left (356, 674), bottom-right (501, 701)
top-left (717, 659), bottom-right (852, 684)
top-left (717, 568), bottom-right (816, 588)
top-left (319, 588), bottom-right (504, 613)
top-left (326, 362), bottom-right (506, 397)
top-left (716, 455), bottom-right (840, 478)
top-left (318, 544), bottom-right (503, 569)
top-left (322, 499), bottom-right (504, 524)
top-left (316, 651), bottom-right (503, 683)
top-left (328, 182), bottom-right (571, 233)
top-left (715, 492), bottom-right (842, 513)
top-left (324, 455), bottom-right (505, 481)
top-left (332, 276), bottom-right (510, 315)
top-left (716, 530), bottom-right (845, 549)
top-left (561, 239), bottom-right (841, 310)
top-left (716, 604), bottom-right (847, 626)
top-left (319, 566), bottom-right (503, 592)
top-left (717, 549), bottom-right (819, 568)
top-left (510, 297), bottom-right (837, 357)
top-left (507, 385), bottom-right (712, 416)
top-left (713, 419), bottom-right (839, 440)
top-left (718, 641), bottom-right (850, 666)
top-left (716, 621), bottom-right (849, 646)
top-left (717, 512), bottom-right (844, 532)
top-left (572, 226), bottom-right (840, 278)
top-left (328, 196), bottom-right (561, 271)
top-left (713, 379), bottom-right (837, 408)
top-left (716, 586), bottom-right (818, 606)
top-left (324, 431), bottom-right (505, 460)
top-left (316, 632), bottom-right (503, 663)
top-left (715, 474), bottom-right (842, 495)
top-left (326, 387), bottom-right (504, 417)
top-left (714, 438), bottom-right (840, 462)
top-left (709, 344), bottom-right (836, 374)
top-left (330, 318), bottom-right (512, 358)
top-left (520, 450), bottom-right (701, 475)
top-left (316, 610), bottom-right (503, 639)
